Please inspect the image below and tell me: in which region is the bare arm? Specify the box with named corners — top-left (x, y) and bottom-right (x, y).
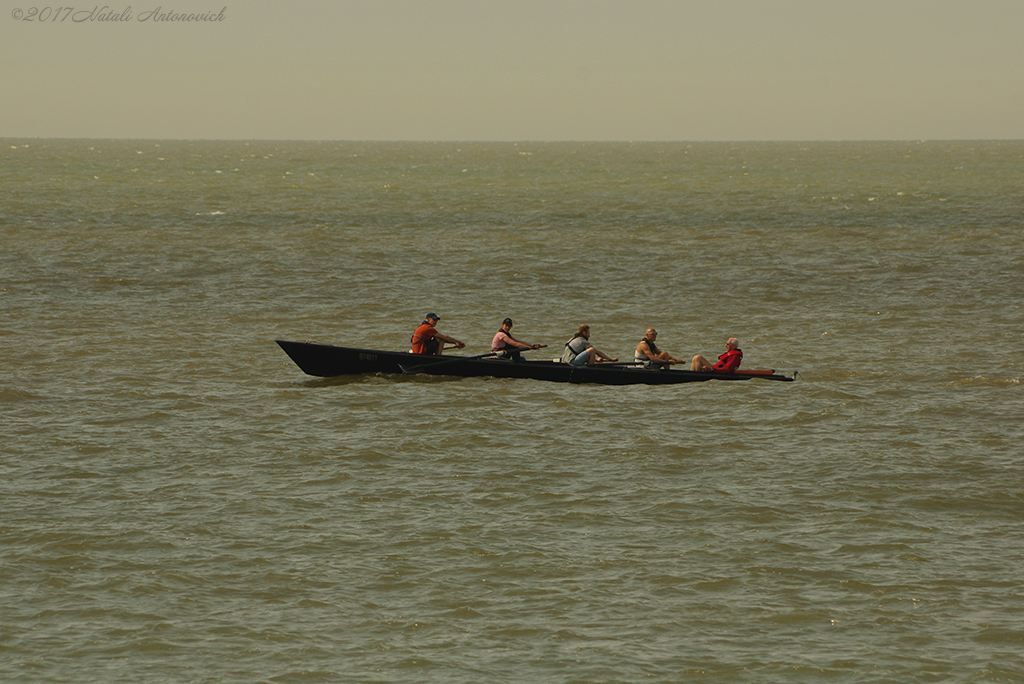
top-left (435, 333), bottom-right (465, 348)
top-left (502, 333), bottom-right (540, 350)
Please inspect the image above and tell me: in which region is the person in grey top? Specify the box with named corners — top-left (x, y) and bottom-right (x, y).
top-left (561, 324), bottom-right (618, 366)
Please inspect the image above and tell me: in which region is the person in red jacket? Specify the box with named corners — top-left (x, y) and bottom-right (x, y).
top-left (690, 337), bottom-right (743, 373)
top-left (410, 313), bottom-right (465, 355)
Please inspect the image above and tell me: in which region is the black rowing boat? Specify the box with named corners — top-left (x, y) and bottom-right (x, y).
top-left (276, 341), bottom-right (796, 385)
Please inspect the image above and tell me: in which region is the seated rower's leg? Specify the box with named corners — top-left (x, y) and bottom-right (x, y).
top-left (691, 354), bottom-right (711, 371)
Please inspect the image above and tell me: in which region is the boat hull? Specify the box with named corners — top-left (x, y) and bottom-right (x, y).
top-left (275, 341), bottom-right (795, 385)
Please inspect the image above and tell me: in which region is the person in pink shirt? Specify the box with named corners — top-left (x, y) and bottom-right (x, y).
top-left (490, 318), bottom-right (543, 362)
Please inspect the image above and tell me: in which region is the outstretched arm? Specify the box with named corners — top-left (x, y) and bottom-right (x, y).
top-left (436, 333), bottom-right (465, 349)
top-left (506, 334), bottom-right (541, 350)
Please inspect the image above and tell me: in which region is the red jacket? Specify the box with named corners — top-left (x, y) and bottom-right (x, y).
top-left (713, 349), bottom-right (742, 373)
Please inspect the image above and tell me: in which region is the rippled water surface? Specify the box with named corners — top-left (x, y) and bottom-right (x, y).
top-left (2, 140), bottom-right (1023, 683)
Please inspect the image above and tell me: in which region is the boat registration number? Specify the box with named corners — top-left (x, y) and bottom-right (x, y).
top-left (358, 353), bottom-right (378, 361)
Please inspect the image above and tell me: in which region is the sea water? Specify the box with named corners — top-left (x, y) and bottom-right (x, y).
top-left (2, 140), bottom-right (1023, 683)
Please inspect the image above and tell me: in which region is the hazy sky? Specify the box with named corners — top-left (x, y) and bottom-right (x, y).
top-left (3, 0), bottom-right (1022, 141)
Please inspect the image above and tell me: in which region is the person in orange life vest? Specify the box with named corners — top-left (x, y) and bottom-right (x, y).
top-left (634, 328), bottom-right (686, 368)
top-left (410, 313), bottom-right (465, 355)
top-left (690, 337), bottom-right (743, 372)
top-left (490, 318), bottom-right (542, 362)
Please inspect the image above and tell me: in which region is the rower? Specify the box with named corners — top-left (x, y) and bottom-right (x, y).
top-left (410, 313), bottom-right (465, 355)
top-left (490, 318), bottom-right (543, 362)
top-left (634, 328), bottom-right (686, 369)
top-left (561, 324), bottom-right (618, 365)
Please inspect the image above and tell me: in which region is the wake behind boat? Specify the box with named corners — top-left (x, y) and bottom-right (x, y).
top-left (276, 341), bottom-right (796, 385)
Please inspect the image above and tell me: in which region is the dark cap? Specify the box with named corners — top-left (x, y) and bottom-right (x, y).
top-left (426, 312), bottom-right (440, 320)
top-left (502, 317), bottom-right (514, 326)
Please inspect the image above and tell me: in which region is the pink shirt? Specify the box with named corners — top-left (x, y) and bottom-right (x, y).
top-left (491, 331), bottom-right (512, 350)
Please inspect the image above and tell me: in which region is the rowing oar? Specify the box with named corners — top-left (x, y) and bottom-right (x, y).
top-left (399, 351), bottom-right (499, 375)
top-left (399, 345), bottom-right (547, 375)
